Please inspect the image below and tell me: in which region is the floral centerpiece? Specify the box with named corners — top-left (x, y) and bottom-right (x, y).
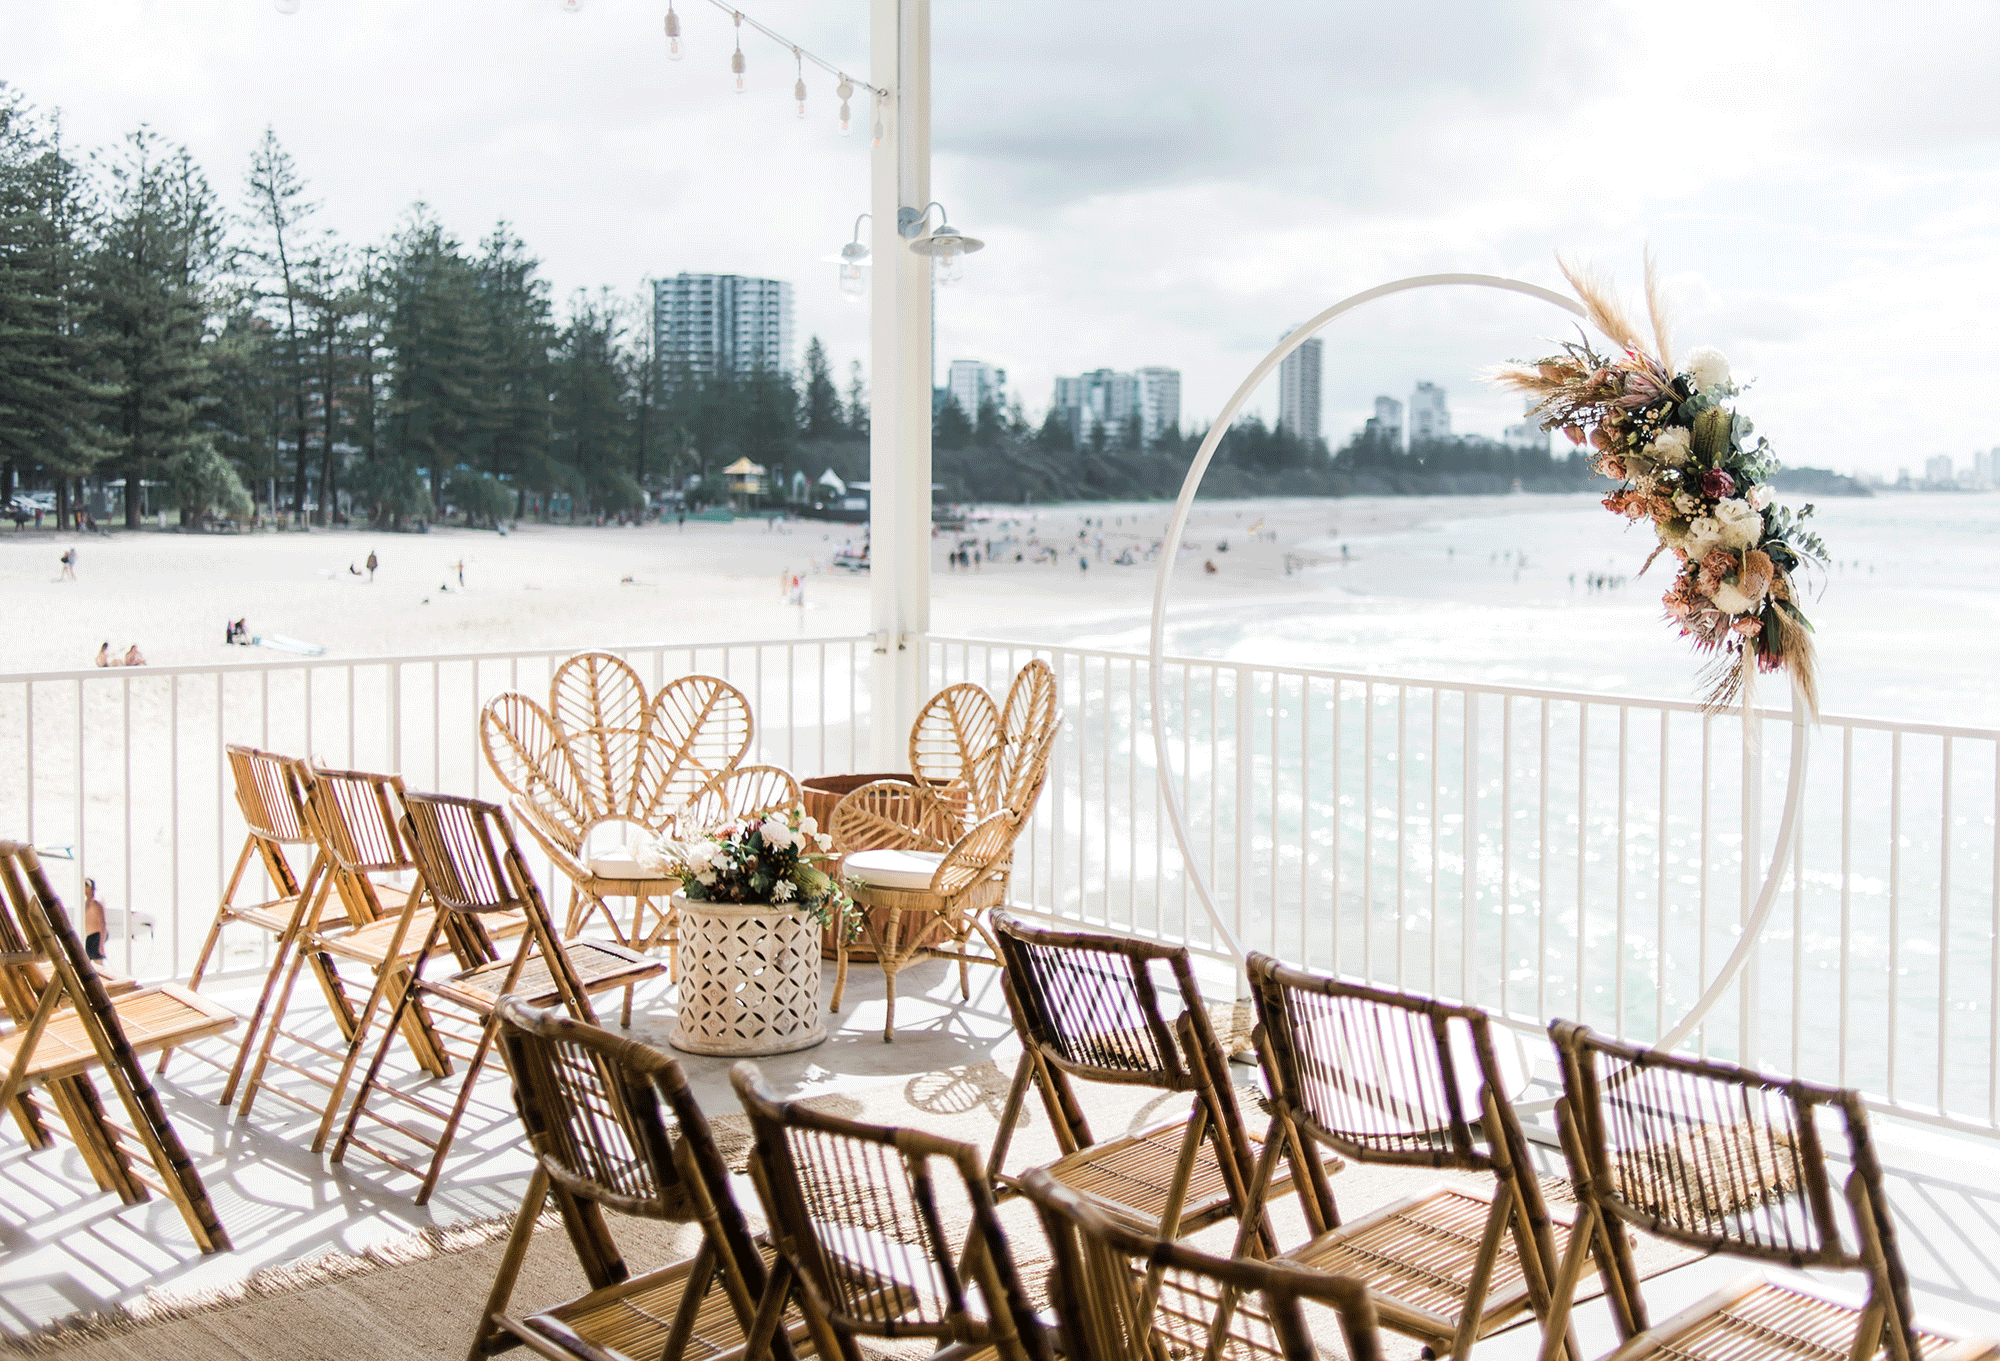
top-left (1489, 258), bottom-right (1827, 714)
top-left (642, 807), bottom-right (850, 929)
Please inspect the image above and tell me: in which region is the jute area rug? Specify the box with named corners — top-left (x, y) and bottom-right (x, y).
top-left (5, 1059), bottom-right (1695, 1361)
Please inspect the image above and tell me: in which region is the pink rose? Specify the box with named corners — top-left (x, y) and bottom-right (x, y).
top-left (1701, 468), bottom-right (1734, 498)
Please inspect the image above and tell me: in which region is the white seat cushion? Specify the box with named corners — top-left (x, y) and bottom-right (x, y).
top-left (588, 850), bottom-right (650, 881)
top-left (846, 848), bottom-right (946, 891)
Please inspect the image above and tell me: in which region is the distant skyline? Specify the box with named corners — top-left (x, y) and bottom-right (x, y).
top-left (6, 1), bottom-right (1999, 474)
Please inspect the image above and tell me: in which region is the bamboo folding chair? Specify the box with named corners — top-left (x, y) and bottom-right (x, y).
top-left (233, 764), bottom-right (454, 1142)
top-left (1243, 953), bottom-right (1571, 1361)
top-left (1537, 1021), bottom-right (1998, 1361)
top-left (162, 744), bottom-right (333, 1103)
top-left (331, 791), bottom-right (665, 1204)
top-left (1019, 1167), bottom-right (1387, 1361)
top-left (471, 998), bottom-right (805, 1361)
top-left (730, 1061), bottom-right (1054, 1361)
top-left (0, 841), bottom-right (236, 1252)
top-left (986, 911), bottom-right (1269, 1243)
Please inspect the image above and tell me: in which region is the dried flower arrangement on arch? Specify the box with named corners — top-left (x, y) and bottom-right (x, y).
top-left (1489, 257), bottom-right (1826, 714)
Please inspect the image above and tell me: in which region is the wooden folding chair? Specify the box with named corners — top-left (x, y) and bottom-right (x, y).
top-left (730, 1061), bottom-right (1055, 1361)
top-left (233, 763), bottom-right (453, 1143)
top-left (331, 791), bottom-right (664, 1204)
top-left (1020, 1167), bottom-right (1387, 1361)
top-left (1244, 953), bottom-right (1571, 1361)
top-left (1538, 1021), bottom-right (1998, 1361)
top-left (471, 998), bottom-right (804, 1361)
top-left (162, 744), bottom-right (333, 1105)
top-left (0, 841), bottom-right (236, 1252)
top-left (986, 911), bottom-right (1271, 1245)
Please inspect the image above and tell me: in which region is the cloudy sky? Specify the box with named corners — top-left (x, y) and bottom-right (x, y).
top-left (6, 1), bottom-right (1998, 475)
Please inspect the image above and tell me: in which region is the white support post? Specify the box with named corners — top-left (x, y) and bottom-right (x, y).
top-left (867, 0), bottom-right (932, 770)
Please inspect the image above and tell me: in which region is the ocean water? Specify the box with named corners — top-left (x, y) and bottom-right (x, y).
top-left (1078, 491), bottom-right (1998, 729)
top-left (1004, 492), bottom-right (2000, 1118)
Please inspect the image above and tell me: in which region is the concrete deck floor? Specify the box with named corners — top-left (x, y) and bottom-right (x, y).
top-left (3, 951), bottom-right (1998, 1353)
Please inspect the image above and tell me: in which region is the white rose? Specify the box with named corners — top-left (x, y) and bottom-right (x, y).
top-left (1648, 427), bottom-right (1692, 468)
top-left (1680, 346), bottom-right (1731, 394)
top-left (1683, 515), bottom-right (1724, 561)
top-left (1711, 580), bottom-right (1755, 615)
top-left (1713, 497), bottom-right (1762, 550)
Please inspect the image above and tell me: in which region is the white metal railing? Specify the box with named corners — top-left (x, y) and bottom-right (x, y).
top-left (2, 630), bottom-right (1995, 1141)
top-left (924, 634), bottom-right (2000, 1141)
top-left (0, 637), bottom-right (873, 985)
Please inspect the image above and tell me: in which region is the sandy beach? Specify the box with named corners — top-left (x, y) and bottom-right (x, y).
top-left (0, 495), bottom-right (1558, 675)
top-left (0, 489), bottom-right (1981, 723)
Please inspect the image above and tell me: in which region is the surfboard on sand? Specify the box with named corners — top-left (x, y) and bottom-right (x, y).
top-left (252, 634), bottom-right (326, 656)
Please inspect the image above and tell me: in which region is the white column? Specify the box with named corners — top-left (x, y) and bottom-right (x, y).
top-left (867, 0), bottom-right (931, 770)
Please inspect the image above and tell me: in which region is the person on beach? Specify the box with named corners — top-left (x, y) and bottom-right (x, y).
top-left (95, 642), bottom-right (112, 667)
top-left (59, 547), bottom-right (76, 580)
top-left (453, 559), bottom-right (465, 587)
top-left (123, 645), bottom-right (146, 666)
top-left (82, 878), bottom-right (107, 962)
top-left (366, 550), bottom-right (378, 582)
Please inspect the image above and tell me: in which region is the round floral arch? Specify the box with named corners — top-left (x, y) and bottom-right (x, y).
top-left (1144, 273), bottom-right (1809, 1049)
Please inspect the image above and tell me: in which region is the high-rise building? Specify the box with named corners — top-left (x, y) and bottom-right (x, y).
top-left (946, 360), bottom-right (1007, 422)
top-left (1409, 381), bottom-right (1451, 443)
top-left (653, 273), bottom-right (794, 388)
top-left (1502, 399), bottom-right (1549, 451)
top-left (1975, 448), bottom-right (1998, 488)
top-left (1277, 336), bottom-right (1323, 445)
top-left (1134, 367), bottom-right (1181, 447)
top-left (1054, 370), bottom-right (1132, 448)
top-left (1053, 367), bottom-right (1180, 449)
top-left (1371, 395), bottom-right (1405, 449)
top-left (1926, 453), bottom-right (1954, 486)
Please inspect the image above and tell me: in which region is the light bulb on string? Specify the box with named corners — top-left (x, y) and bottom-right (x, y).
top-left (731, 12), bottom-right (745, 93)
top-left (558, 0), bottom-right (583, 11)
top-left (837, 78), bottom-right (853, 135)
top-left (273, 0), bottom-right (299, 12)
top-left (871, 93), bottom-right (886, 147)
top-left (664, 3), bottom-right (682, 59)
top-left (793, 49), bottom-right (807, 119)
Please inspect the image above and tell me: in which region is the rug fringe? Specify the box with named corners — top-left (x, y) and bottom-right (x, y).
top-left (1, 1211), bottom-right (550, 1354)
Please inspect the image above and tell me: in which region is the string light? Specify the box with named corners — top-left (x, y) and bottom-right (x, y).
top-left (273, 0), bottom-right (300, 12)
top-left (559, 0), bottom-right (584, 11)
top-left (681, 1), bottom-right (886, 129)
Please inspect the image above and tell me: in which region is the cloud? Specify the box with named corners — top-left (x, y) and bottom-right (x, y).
top-left (6, 0), bottom-right (2000, 473)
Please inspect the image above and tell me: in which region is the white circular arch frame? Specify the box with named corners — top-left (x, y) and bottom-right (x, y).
top-left (1145, 272), bottom-right (1808, 1049)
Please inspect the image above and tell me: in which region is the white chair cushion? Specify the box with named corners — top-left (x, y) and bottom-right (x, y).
top-left (846, 848), bottom-right (945, 891)
top-left (588, 850), bottom-right (650, 881)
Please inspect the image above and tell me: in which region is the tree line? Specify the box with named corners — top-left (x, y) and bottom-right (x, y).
top-left (0, 84), bottom-right (1605, 531)
top-left (0, 88), bottom-right (878, 530)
